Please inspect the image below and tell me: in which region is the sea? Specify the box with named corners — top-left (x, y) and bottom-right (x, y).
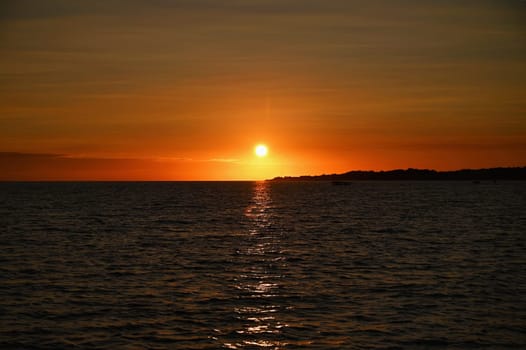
top-left (0, 181), bottom-right (525, 349)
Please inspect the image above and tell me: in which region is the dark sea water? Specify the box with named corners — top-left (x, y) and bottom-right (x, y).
top-left (1, 181), bottom-right (525, 349)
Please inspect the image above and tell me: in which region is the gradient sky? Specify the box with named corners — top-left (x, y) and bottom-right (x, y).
top-left (1, 0), bottom-right (525, 180)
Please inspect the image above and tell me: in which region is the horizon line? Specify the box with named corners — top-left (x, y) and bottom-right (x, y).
top-left (1, 166), bottom-right (525, 182)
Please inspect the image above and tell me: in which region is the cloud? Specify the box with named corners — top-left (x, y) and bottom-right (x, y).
top-left (207, 158), bottom-right (239, 163)
top-left (0, 152), bottom-right (249, 180)
top-left (0, 152), bottom-right (171, 180)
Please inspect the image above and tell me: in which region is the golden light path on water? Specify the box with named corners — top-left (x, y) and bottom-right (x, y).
top-left (224, 181), bottom-right (288, 349)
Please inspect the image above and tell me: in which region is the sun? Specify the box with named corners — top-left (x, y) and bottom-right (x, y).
top-left (254, 144), bottom-right (268, 157)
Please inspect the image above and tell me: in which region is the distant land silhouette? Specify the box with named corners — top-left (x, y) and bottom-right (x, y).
top-left (270, 167), bottom-right (526, 182)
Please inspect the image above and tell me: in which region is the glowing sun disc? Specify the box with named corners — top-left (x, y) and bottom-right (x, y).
top-left (255, 144), bottom-right (268, 157)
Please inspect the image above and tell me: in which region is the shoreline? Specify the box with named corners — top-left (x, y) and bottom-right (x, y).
top-left (269, 166), bottom-right (526, 182)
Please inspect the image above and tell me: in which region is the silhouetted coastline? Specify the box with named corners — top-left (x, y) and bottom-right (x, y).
top-left (270, 167), bottom-right (526, 182)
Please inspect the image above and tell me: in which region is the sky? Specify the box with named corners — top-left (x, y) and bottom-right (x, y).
top-left (1, 0), bottom-right (525, 180)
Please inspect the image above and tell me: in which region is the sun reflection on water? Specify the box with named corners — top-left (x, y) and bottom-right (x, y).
top-left (224, 181), bottom-right (288, 349)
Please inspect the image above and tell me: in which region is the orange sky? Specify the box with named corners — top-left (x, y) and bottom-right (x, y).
top-left (1, 1), bottom-right (525, 180)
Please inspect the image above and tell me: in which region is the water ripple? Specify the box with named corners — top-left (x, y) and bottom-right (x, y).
top-left (0, 181), bottom-right (524, 349)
